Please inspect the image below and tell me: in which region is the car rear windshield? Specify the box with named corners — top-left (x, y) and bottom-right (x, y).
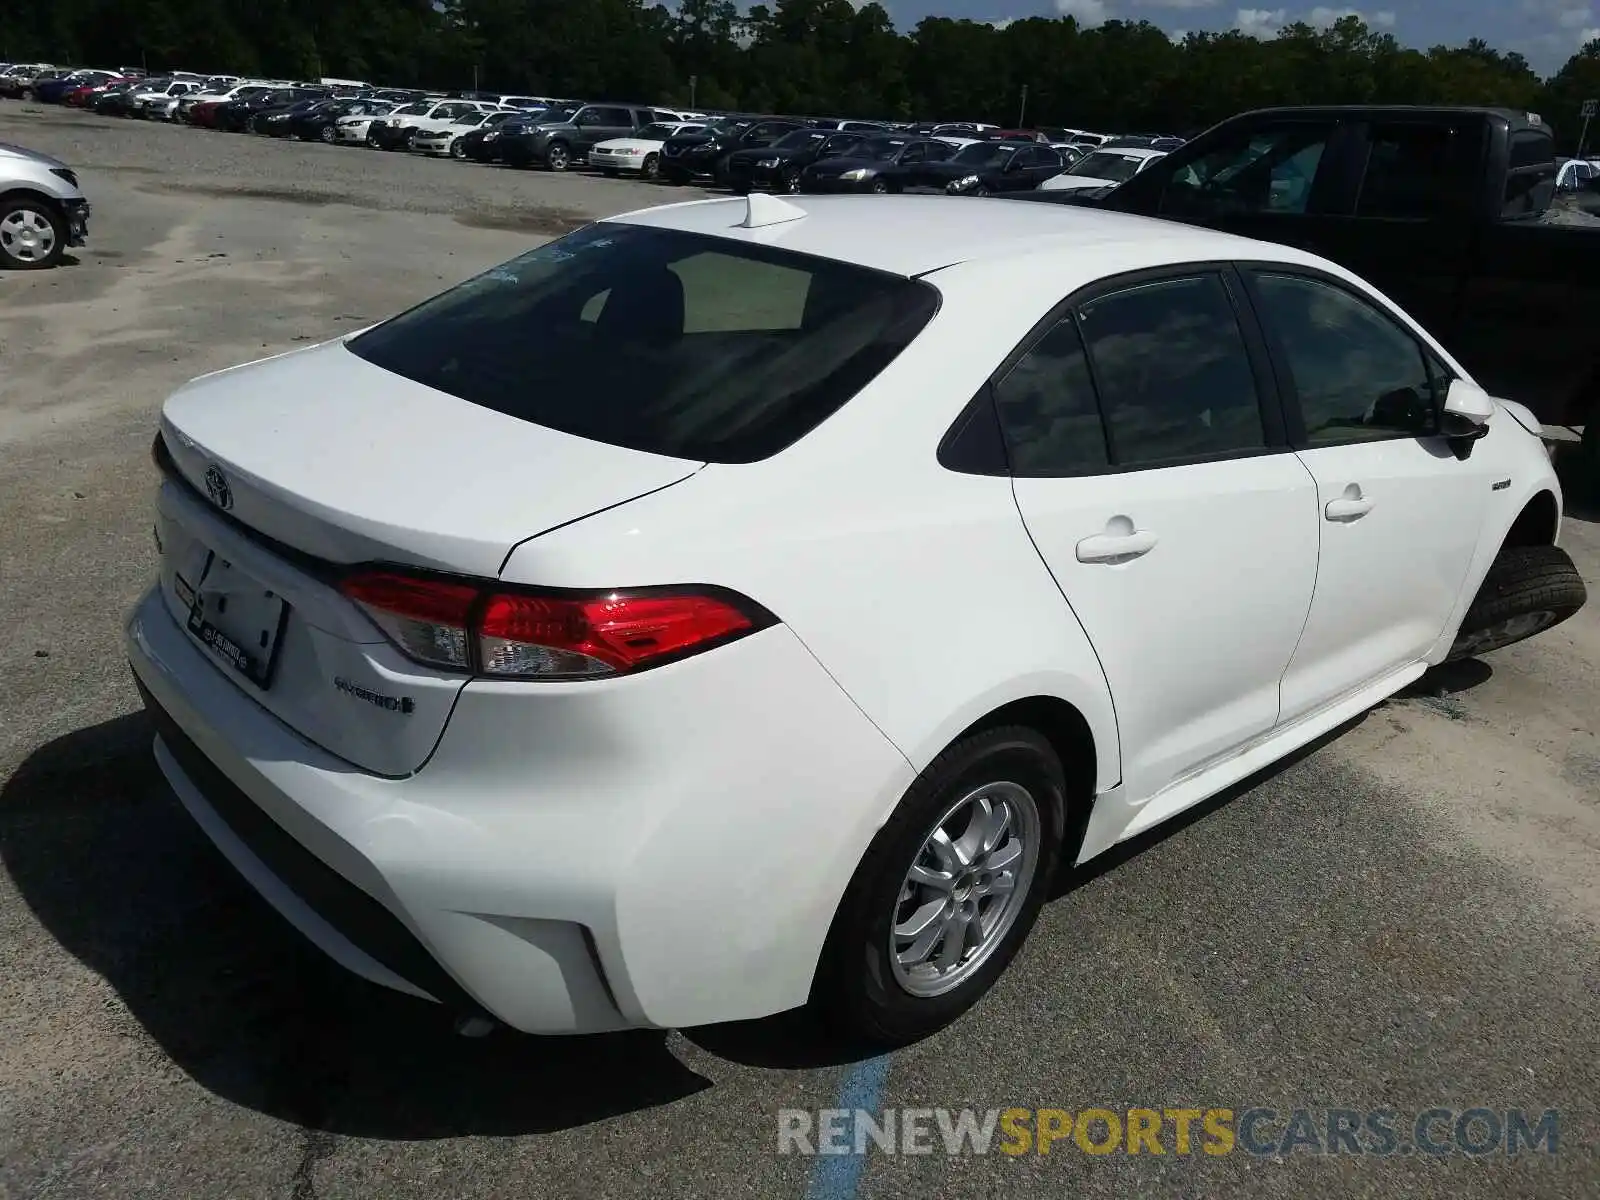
top-left (347, 223), bottom-right (939, 463)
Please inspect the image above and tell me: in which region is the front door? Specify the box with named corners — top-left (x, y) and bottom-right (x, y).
top-left (1238, 267), bottom-right (1495, 724)
top-left (997, 270), bottom-right (1320, 804)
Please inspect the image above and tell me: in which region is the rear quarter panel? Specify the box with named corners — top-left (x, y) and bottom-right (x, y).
top-left (498, 254), bottom-right (1128, 799)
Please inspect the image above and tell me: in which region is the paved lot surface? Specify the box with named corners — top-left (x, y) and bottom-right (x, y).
top-left (2, 103), bottom-right (1599, 1200)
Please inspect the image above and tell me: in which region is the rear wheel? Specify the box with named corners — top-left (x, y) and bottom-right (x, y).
top-left (640, 153), bottom-right (660, 181)
top-left (0, 198), bottom-right (66, 270)
top-left (812, 726), bottom-right (1067, 1046)
top-left (1447, 544), bottom-right (1588, 661)
top-left (319, 124), bottom-right (336, 144)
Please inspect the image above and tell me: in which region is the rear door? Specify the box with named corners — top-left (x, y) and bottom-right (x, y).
top-left (574, 106), bottom-right (634, 153)
top-left (1239, 267), bottom-right (1495, 723)
top-left (1305, 116), bottom-right (1485, 343)
top-left (1001, 268), bottom-right (1320, 804)
top-left (1012, 146), bottom-right (1065, 189)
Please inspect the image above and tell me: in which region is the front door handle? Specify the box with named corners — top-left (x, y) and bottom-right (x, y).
top-left (1325, 496), bottom-right (1374, 521)
top-left (1075, 529), bottom-right (1159, 564)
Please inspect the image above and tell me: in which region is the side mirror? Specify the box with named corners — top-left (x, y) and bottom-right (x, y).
top-left (1441, 377), bottom-right (1494, 459)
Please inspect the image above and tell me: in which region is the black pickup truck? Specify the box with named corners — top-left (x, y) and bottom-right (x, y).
top-left (1017, 106), bottom-right (1600, 483)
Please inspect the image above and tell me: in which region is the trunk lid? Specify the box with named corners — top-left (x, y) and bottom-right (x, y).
top-left (159, 337), bottom-right (702, 577)
top-left (155, 337), bottom-right (702, 776)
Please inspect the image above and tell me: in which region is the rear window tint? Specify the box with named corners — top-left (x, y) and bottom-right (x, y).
top-left (347, 224), bottom-right (939, 463)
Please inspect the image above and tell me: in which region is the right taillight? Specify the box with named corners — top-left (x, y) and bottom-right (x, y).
top-left (339, 570), bottom-right (774, 680)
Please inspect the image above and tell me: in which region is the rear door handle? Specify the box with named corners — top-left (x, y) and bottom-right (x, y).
top-left (1075, 529), bottom-right (1159, 564)
top-left (1325, 497), bottom-right (1374, 521)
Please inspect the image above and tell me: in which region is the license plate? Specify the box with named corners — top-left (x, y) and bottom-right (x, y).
top-left (178, 549), bottom-right (289, 689)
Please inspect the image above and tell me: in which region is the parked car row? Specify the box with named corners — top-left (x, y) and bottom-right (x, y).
top-left (1, 61), bottom-right (1185, 199)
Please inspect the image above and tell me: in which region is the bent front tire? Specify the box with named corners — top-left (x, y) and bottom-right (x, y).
top-left (1447, 544), bottom-right (1587, 661)
top-left (812, 726), bottom-right (1067, 1047)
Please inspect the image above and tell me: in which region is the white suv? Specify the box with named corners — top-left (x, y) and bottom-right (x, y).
top-left (127, 195), bottom-right (1585, 1045)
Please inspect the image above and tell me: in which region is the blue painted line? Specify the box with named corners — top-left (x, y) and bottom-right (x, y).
top-left (805, 1054), bottom-right (893, 1200)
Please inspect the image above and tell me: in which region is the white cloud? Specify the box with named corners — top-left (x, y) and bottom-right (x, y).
top-left (988, 17), bottom-right (1016, 29)
top-left (1308, 6), bottom-right (1396, 26)
top-left (1557, 5), bottom-right (1594, 27)
top-left (1583, 24), bottom-right (1600, 43)
top-left (1169, 27), bottom-right (1190, 41)
top-left (1235, 7), bottom-right (1286, 35)
top-left (1056, 0), bottom-right (1110, 25)
top-left (1136, 0), bottom-right (1220, 8)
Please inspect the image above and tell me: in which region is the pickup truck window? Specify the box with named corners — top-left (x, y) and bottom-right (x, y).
top-left (1252, 273), bottom-right (1439, 443)
top-left (1078, 275), bottom-right (1267, 464)
top-left (1354, 123), bottom-right (1472, 220)
top-left (1503, 129), bottom-right (1558, 217)
top-left (992, 319), bottom-right (1109, 475)
top-left (1158, 124), bottom-right (1332, 220)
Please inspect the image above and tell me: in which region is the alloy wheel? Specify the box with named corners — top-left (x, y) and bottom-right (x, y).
top-left (889, 781), bottom-right (1041, 998)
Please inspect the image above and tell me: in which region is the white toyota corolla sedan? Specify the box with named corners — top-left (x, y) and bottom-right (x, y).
top-left (127, 194), bottom-right (1586, 1045)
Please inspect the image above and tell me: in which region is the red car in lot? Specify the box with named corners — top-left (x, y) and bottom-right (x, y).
top-left (65, 76), bottom-right (132, 106)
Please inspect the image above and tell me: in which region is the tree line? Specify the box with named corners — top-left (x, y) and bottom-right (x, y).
top-left (7, 0), bottom-right (1600, 151)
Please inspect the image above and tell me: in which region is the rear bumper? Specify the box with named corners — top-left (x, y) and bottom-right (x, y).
top-left (125, 583), bottom-right (912, 1033)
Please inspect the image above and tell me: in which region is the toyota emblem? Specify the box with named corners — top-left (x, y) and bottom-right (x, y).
top-left (203, 465), bottom-right (233, 510)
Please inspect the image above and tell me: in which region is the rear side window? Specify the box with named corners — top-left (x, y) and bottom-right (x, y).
top-left (347, 224), bottom-right (939, 464)
top-left (1356, 123), bottom-right (1476, 219)
top-left (1077, 275), bottom-right (1266, 465)
top-left (992, 320), bottom-right (1109, 475)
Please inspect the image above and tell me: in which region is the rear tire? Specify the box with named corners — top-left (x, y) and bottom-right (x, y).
top-left (640, 153), bottom-right (660, 181)
top-left (1447, 544), bottom-right (1587, 661)
top-left (319, 124), bottom-right (336, 144)
top-left (811, 726), bottom-right (1067, 1047)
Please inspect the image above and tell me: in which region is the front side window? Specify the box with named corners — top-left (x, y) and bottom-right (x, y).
top-left (1078, 275), bottom-right (1266, 465)
top-left (347, 224), bottom-right (939, 464)
top-left (992, 320), bottom-right (1109, 475)
top-left (1159, 124), bottom-right (1333, 219)
top-left (1251, 273), bottom-right (1439, 443)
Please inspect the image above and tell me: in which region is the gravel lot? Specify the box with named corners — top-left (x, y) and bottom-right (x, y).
top-left (2, 103), bottom-right (1599, 1200)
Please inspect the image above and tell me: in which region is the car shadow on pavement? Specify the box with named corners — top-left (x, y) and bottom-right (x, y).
top-left (0, 713), bottom-right (712, 1140)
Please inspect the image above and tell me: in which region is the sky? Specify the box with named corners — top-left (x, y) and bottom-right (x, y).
top-left (869, 0), bottom-right (1600, 76)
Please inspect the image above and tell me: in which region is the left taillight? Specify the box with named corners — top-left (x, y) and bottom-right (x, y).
top-left (338, 570), bottom-right (775, 680)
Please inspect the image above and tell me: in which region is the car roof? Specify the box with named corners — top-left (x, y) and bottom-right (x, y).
top-left (604, 194), bottom-right (1297, 278)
